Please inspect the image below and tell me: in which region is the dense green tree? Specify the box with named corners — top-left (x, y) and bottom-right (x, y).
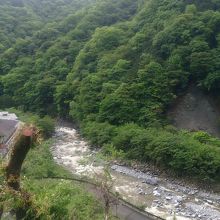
top-left (1, 0), bottom-right (220, 181)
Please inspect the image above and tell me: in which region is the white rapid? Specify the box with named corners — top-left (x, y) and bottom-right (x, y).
top-left (51, 126), bottom-right (220, 220)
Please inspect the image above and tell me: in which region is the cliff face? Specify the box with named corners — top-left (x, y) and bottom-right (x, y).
top-left (168, 85), bottom-right (220, 137)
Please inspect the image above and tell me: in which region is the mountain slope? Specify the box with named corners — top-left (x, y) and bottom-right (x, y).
top-left (1, 0), bottom-right (220, 181)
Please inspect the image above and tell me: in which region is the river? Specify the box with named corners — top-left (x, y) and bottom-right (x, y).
top-left (51, 126), bottom-right (220, 220)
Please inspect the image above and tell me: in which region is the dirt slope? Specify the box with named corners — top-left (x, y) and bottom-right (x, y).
top-left (167, 85), bottom-right (220, 138)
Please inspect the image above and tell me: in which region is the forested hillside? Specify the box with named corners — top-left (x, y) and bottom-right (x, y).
top-left (1, 0), bottom-right (220, 181)
top-left (0, 0), bottom-right (93, 53)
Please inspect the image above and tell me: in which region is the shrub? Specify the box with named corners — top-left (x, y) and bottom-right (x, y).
top-left (103, 123), bottom-right (220, 181)
top-left (112, 123), bottom-right (144, 150)
top-left (5, 108), bottom-right (55, 138)
top-left (22, 140), bottom-right (70, 178)
top-left (16, 179), bottom-right (104, 220)
top-left (33, 116), bottom-right (55, 138)
top-left (82, 122), bottom-right (116, 147)
top-left (102, 144), bottom-right (126, 159)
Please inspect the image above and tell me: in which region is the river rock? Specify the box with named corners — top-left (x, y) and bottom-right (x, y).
top-left (153, 190), bottom-right (161, 196)
top-left (175, 196), bottom-right (183, 202)
top-left (142, 178), bottom-right (158, 185)
top-left (206, 199), bottom-right (212, 203)
top-left (52, 127), bottom-right (220, 220)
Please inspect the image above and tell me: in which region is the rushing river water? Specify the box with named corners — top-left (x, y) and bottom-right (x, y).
top-left (51, 126), bottom-right (220, 220)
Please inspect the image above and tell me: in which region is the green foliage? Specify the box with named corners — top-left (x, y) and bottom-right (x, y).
top-left (82, 121), bottom-right (116, 147)
top-left (21, 140), bottom-right (68, 178)
top-left (185, 4), bottom-right (197, 14)
top-left (23, 179), bottom-right (103, 220)
top-left (1, 124), bottom-right (104, 220)
top-left (99, 84), bottom-right (140, 125)
top-left (34, 116), bottom-right (55, 138)
top-left (3, 123), bottom-right (103, 219)
top-left (1, 0), bottom-right (220, 183)
top-left (104, 125), bottom-right (220, 181)
top-left (5, 108), bottom-right (55, 138)
top-left (102, 144), bottom-right (126, 160)
top-left (20, 134), bottom-right (104, 220)
top-left (202, 71), bottom-right (220, 91)
top-left (112, 123), bottom-right (144, 150)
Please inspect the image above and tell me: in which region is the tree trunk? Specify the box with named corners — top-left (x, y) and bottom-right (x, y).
top-left (6, 129), bottom-right (32, 190)
top-left (5, 127), bottom-right (34, 220)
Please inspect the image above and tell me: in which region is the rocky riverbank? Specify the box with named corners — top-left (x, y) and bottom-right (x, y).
top-left (51, 126), bottom-right (220, 220)
top-left (111, 164), bottom-right (220, 220)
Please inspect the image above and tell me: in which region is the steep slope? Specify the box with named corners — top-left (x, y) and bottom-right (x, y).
top-left (168, 85), bottom-right (220, 137)
top-left (0, 0), bottom-right (94, 53)
top-left (65, 0), bottom-right (220, 127)
top-left (0, 0), bottom-right (141, 113)
top-left (0, 0), bottom-right (220, 181)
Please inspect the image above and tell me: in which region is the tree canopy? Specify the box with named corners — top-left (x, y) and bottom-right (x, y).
top-left (1, 0), bottom-right (220, 181)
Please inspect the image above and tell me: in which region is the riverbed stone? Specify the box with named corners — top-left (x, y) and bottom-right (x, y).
top-left (52, 126), bottom-right (220, 220)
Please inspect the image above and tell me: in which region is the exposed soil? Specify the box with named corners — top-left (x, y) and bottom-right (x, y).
top-left (167, 85), bottom-right (220, 138)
